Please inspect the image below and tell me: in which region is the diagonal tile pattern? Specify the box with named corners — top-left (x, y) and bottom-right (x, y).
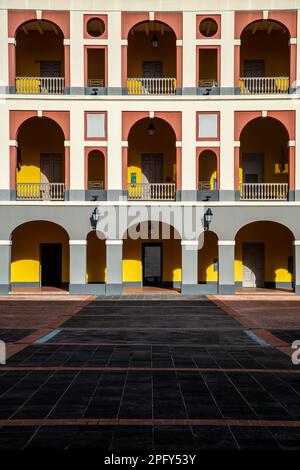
top-left (0, 297), bottom-right (300, 449)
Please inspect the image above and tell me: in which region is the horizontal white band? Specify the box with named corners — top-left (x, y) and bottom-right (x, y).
top-left (198, 141), bottom-right (220, 148)
top-left (0, 241), bottom-right (12, 246)
top-left (85, 141), bottom-right (107, 147)
top-left (69, 240), bottom-right (87, 246)
top-left (64, 141), bottom-right (70, 147)
top-left (234, 141), bottom-right (240, 147)
top-left (106, 240), bottom-right (123, 245)
top-left (289, 38), bottom-right (297, 45)
top-left (121, 141), bottom-right (129, 147)
top-left (293, 241), bottom-right (300, 246)
top-left (218, 241), bottom-right (235, 246)
top-left (83, 39), bottom-right (108, 46)
top-left (176, 141), bottom-right (182, 148)
top-left (181, 240), bottom-right (199, 246)
top-left (8, 38), bottom-right (16, 45)
top-left (288, 141), bottom-right (296, 148)
top-left (121, 39), bottom-right (128, 46)
top-left (196, 39), bottom-right (221, 46)
top-left (9, 140), bottom-right (18, 148)
top-left (234, 39), bottom-right (241, 46)
top-left (63, 39), bottom-right (70, 46)
top-left (176, 40), bottom-right (183, 46)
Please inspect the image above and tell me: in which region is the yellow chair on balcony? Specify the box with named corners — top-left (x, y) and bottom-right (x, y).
top-left (127, 79), bottom-right (142, 95)
top-left (16, 78), bottom-right (40, 94)
top-left (275, 78), bottom-right (289, 93)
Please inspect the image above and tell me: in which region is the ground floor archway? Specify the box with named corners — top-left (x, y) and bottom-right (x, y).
top-left (11, 221), bottom-right (69, 289)
top-left (235, 221), bottom-right (294, 291)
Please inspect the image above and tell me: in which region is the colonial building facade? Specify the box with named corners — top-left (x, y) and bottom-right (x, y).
top-left (0, 0), bottom-right (300, 295)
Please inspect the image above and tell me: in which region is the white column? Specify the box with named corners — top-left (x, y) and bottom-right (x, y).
top-left (219, 105), bottom-right (235, 200)
top-left (0, 10), bottom-right (8, 88)
top-left (106, 240), bottom-right (123, 295)
top-left (107, 105), bottom-right (122, 199)
top-left (181, 241), bottom-right (199, 295)
top-left (69, 240), bottom-right (87, 294)
top-left (70, 11), bottom-right (84, 88)
top-left (182, 12), bottom-right (196, 91)
top-left (69, 107), bottom-right (84, 199)
top-left (218, 240), bottom-right (235, 294)
top-left (181, 108), bottom-right (196, 199)
top-left (0, 240), bottom-right (11, 294)
top-left (220, 11), bottom-right (235, 89)
top-left (0, 108), bottom-right (10, 199)
top-left (295, 107), bottom-right (300, 198)
top-left (108, 11), bottom-right (122, 91)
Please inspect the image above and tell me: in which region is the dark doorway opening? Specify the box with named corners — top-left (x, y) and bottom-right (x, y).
top-left (40, 243), bottom-right (62, 287)
top-left (142, 243), bottom-right (162, 286)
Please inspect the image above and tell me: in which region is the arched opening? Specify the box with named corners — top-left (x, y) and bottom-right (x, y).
top-left (240, 20), bottom-right (290, 94)
top-left (127, 21), bottom-right (177, 94)
top-left (11, 221), bottom-right (69, 290)
top-left (235, 221), bottom-right (294, 291)
top-left (127, 117), bottom-right (177, 201)
top-left (198, 231), bottom-right (218, 292)
top-left (86, 231), bottom-right (106, 285)
top-left (123, 221), bottom-right (181, 292)
top-left (198, 150), bottom-right (218, 200)
top-left (87, 150), bottom-right (105, 191)
top-left (239, 117), bottom-right (289, 201)
top-left (16, 117), bottom-right (65, 201)
top-left (16, 20), bottom-right (65, 94)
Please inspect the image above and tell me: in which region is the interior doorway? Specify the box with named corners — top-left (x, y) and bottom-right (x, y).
top-left (142, 243), bottom-right (162, 286)
top-left (40, 243), bottom-right (62, 287)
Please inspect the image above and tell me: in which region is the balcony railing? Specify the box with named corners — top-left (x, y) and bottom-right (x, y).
top-left (87, 79), bottom-right (105, 87)
top-left (88, 181), bottom-right (104, 190)
top-left (15, 77), bottom-right (65, 94)
top-left (16, 183), bottom-right (65, 201)
top-left (198, 181), bottom-right (212, 190)
top-left (240, 183), bottom-right (288, 200)
top-left (128, 183), bottom-right (176, 200)
top-left (239, 77), bottom-right (289, 94)
top-left (199, 79), bottom-right (218, 88)
top-left (127, 78), bottom-right (176, 95)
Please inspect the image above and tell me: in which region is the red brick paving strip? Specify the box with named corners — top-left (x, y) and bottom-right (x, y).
top-left (0, 418), bottom-right (299, 428)
top-left (209, 295), bottom-right (293, 357)
top-left (2, 297), bottom-right (94, 359)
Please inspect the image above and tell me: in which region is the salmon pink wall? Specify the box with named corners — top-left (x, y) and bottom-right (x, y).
top-left (176, 147), bottom-right (182, 190)
top-left (155, 12), bottom-right (182, 39)
top-left (10, 146), bottom-right (17, 190)
top-left (42, 11), bottom-right (70, 38)
top-left (289, 146), bottom-right (295, 190)
top-left (154, 112), bottom-right (182, 141)
top-left (8, 11), bottom-right (36, 37)
top-left (122, 146), bottom-right (128, 190)
top-left (84, 14), bottom-right (108, 39)
top-left (268, 111), bottom-right (295, 140)
top-left (196, 15), bottom-right (221, 39)
top-left (84, 147), bottom-right (107, 190)
top-left (234, 111), bottom-right (261, 140)
top-left (43, 111), bottom-right (70, 140)
top-left (122, 111), bottom-right (149, 140)
top-left (11, 111), bottom-right (37, 140)
top-left (235, 11), bottom-right (263, 38)
top-left (196, 147), bottom-right (220, 189)
top-left (122, 12), bottom-right (149, 39)
top-left (269, 11), bottom-right (297, 37)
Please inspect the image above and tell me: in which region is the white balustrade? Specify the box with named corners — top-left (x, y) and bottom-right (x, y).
top-left (127, 78), bottom-right (176, 95)
top-left (240, 183), bottom-right (288, 200)
top-left (16, 183), bottom-right (65, 201)
top-left (128, 183), bottom-right (176, 200)
top-left (15, 77), bottom-right (65, 94)
top-left (239, 77), bottom-right (289, 94)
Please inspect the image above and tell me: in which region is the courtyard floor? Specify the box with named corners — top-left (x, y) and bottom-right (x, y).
top-left (0, 293), bottom-right (300, 450)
